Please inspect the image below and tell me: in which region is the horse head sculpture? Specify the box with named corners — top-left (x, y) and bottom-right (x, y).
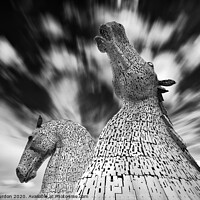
top-left (16, 115), bottom-right (50, 183)
top-left (16, 116), bottom-right (95, 194)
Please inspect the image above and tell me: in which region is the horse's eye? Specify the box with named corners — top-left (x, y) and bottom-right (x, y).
top-left (148, 62), bottom-right (154, 67)
top-left (28, 136), bottom-right (33, 141)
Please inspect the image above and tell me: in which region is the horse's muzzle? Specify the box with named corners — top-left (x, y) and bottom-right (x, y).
top-left (16, 167), bottom-right (36, 183)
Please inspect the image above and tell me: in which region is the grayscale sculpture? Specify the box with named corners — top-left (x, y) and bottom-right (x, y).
top-left (72, 22), bottom-right (200, 200)
top-left (16, 116), bottom-right (95, 198)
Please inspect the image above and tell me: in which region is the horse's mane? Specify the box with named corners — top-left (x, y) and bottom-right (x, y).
top-left (157, 79), bottom-right (200, 172)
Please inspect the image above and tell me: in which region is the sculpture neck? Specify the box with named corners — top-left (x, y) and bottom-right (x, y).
top-left (40, 146), bottom-right (74, 194)
top-left (122, 96), bottom-right (162, 116)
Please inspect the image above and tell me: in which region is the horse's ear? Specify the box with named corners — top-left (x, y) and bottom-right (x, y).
top-left (36, 115), bottom-right (43, 128)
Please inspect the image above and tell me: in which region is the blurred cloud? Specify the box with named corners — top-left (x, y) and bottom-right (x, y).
top-left (0, 38), bottom-right (25, 73)
top-left (49, 78), bottom-right (81, 121)
top-left (42, 46), bottom-right (79, 73)
top-left (41, 14), bottom-right (64, 39)
top-left (179, 36), bottom-right (200, 71)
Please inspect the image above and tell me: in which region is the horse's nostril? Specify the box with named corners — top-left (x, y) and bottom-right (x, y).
top-left (16, 167), bottom-right (23, 178)
top-left (16, 167), bottom-right (25, 183)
